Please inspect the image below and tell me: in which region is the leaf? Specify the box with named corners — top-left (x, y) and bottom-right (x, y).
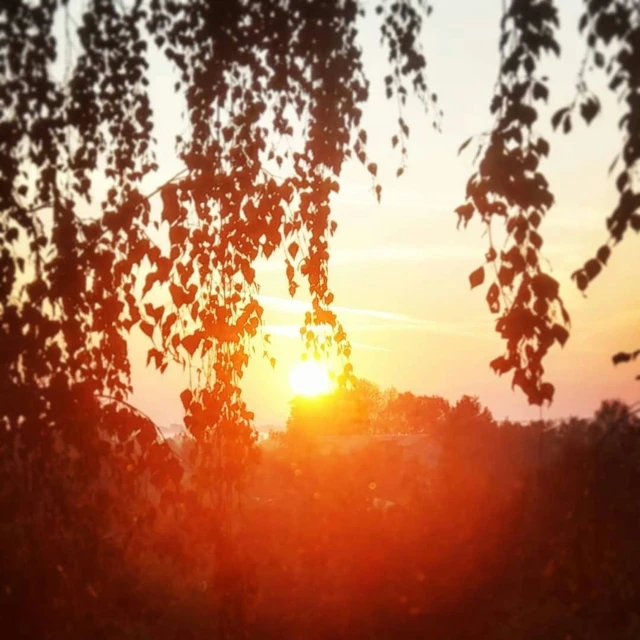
top-left (458, 137), bottom-right (472, 155)
top-left (532, 273), bottom-right (559, 300)
top-left (551, 107), bottom-right (568, 130)
top-left (140, 322), bottom-right (154, 338)
top-left (143, 272), bottom-right (157, 296)
top-left (573, 270), bottom-right (588, 292)
top-left (612, 352), bottom-right (632, 365)
top-left (580, 97), bottom-right (600, 125)
top-left (596, 245), bottom-right (610, 265)
top-left (180, 389), bottom-right (192, 409)
top-left (170, 283), bottom-right (186, 307)
top-left (181, 334), bottom-right (201, 357)
top-left (469, 266), bottom-right (485, 289)
top-left (241, 262), bottom-right (255, 284)
top-left (161, 184), bottom-right (180, 224)
top-left (536, 138), bottom-right (549, 157)
top-left (532, 82), bottom-right (548, 102)
top-left (455, 202), bottom-right (474, 225)
top-left (585, 258), bottom-right (601, 281)
top-left (540, 382), bottom-right (555, 403)
top-left (486, 282), bottom-right (500, 313)
top-left (144, 303), bottom-right (164, 323)
top-left (367, 162), bottom-right (378, 177)
top-left (169, 224), bottom-right (188, 245)
top-left (609, 74), bottom-right (624, 92)
top-left (551, 324), bottom-right (569, 347)
top-left (578, 13), bottom-right (588, 32)
top-left (163, 312), bottom-right (177, 338)
top-left (147, 348), bottom-right (163, 369)
top-left (529, 212), bottom-right (542, 228)
top-left (288, 242), bottom-right (299, 260)
top-left (498, 266), bottom-right (515, 288)
top-left (530, 230), bottom-right (542, 250)
top-left (490, 356), bottom-right (511, 375)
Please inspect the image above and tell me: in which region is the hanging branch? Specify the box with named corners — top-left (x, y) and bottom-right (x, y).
top-left (456, 0), bottom-right (569, 405)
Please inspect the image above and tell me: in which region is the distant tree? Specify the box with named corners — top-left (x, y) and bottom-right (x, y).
top-left (287, 386), bottom-right (369, 436)
top-left (286, 378), bottom-right (456, 437)
top-left (443, 395), bottom-right (496, 446)
top-left (352, 378), bottom-right (386, 429)
top-left (450, 394), bottom-right (494, 425)
top-left (388, 391), bottom-right (451, 434)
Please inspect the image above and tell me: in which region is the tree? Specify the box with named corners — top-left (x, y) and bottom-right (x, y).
top-left (388, 391), bottom-right (451, 434)
top-left (4, 0), bottom-right (640, 464)
top-left (447, 395), bottom-right (495, 430)
top-left (3, 1), bottom-right (640, 630)
top-left (1, 1), bottom-right (431, 635)
top-left (456, 0), bottom-right (640, 402)
top-left (1, 0), bottom-right (434, 464)
top-left (286, 379), bottom-right (454, 436)
top-left (286, 378), bottom-right (390, 436)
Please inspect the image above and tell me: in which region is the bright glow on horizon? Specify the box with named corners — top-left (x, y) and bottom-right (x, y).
top-left (289, 359), bottom-right (334, 398)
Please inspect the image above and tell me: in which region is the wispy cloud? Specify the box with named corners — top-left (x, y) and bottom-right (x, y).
top-left (253, 241), bottom-right (589, 274)
top-left (258, 296), bottom-right (492, 344)
top-left (257, 294), bottom-right (428, 325)
top-left (253, 244), bottom-right (479, 272)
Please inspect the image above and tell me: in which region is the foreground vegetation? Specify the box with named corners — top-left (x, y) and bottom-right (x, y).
top-left (4, 2), bottom-right (640, 637)
top-left (3, 395), bottom-right (639, 639)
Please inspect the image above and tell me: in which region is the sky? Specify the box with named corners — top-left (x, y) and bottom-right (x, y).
top-left (126, 0), bottom-right (640, 429)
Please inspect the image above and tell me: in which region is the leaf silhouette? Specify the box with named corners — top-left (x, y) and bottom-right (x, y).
top-left (469, 266), bottom-right (485, 289)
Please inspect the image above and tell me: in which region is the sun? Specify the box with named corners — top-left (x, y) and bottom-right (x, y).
top-left (289, 359), bottom-right (334, 397)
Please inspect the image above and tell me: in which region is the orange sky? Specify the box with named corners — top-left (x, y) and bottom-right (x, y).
top-left (128, 0), bottom-right (640, 428)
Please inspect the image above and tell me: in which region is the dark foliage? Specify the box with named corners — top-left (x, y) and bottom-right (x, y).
top-left (243, 401), bottom-right (640, 640)
top-left (456, 0), bottom-right (568, 405)
top-left (1, 1), bottom-right (432, 636)
top-left (2, 0), bottom-right (640, 637)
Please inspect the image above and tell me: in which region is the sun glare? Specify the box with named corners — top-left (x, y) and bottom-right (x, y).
top-left (289, 359), bottom-right (334, 397)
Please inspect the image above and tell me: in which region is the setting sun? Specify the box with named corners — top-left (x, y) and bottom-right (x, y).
top-left (289, 359), bottom-right (334, 397)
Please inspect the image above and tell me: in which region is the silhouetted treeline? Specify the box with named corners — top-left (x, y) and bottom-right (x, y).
top-left (3, 398), bottom-right (640, 639)
top-left (287, 379), bottom-right (494, 436)
top-left (244, 399), bottom-right (640, 639)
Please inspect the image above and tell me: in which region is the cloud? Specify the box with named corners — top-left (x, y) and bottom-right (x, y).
top-left (257, 294), bottom-right (429, 325)
top-left (258, 296), bottom-right (492, 344)
top-left (253, 244), bottom-right (480, 273)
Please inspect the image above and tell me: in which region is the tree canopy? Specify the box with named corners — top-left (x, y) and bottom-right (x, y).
top-left (3, 0), bottom-right (639, 452)
top-left (1, 0), bottom-right (435, 458)
top-left (286, 377), bottom-right (498, 437)
top-left (2, 0), bottom-right (640, 496)
top-left (3, 2), bottom-right (640, 636)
